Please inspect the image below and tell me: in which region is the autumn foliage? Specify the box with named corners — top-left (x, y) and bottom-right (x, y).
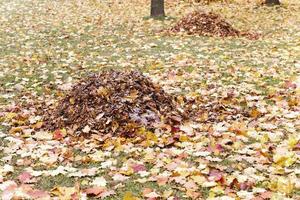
top-left (170, 11), bottom-right (259, 39)
top-left (44, 70), bottom-right (184, 138)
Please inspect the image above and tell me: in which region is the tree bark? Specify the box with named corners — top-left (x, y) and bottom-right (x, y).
top-left (151, 0), bottom-right (165, 17)
top-left (265, 0), bottom-right (280, 5)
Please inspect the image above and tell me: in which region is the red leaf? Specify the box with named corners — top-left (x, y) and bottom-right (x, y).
top-left (208, 169), bottom-right (225, 184)
top-left (260, 191), bottom-right (273, 199)
top-left (1, 182), bottom-right (18, 199)
top-left (215, 144), bottom-right (224, 152)
top-left (71, 192), bottom-right (80, 200)
top-left (142, 188), bottom-right (153, 197)
top-left (85, 187), bottom-right (106, 196)
top-left (165, 162), bottom-right (178, 171)
top-left (171, 126), bottom-right (180, 133)
top-left (156, 176), bottom-right (168, 186)
top-left (18, 172), bottom-right (33, 183)
top-left (186, 190), bottom-right (201, 199)
top-left (27, 189), bottom-right (50, 199)
top-left (229, 178), bottom-right (240, 189)
top-left (209, 169), bottom-right (223, 182)
top-left (284, 81), bottom-right (296, 89)
top-left (240, 181), bottom-right (253, 190)
top-left (132, 164), bottom-right (146, 172)
top-left (53, 129), bottom-right (64, 140)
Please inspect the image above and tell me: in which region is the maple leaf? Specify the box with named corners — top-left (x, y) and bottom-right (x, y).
top-left (132, 164), bottom-right (147, 173)
top-left (92, 177), bottom-right (107, 187)
top-left (18, 171), bottom-right (35, 184)
top-left (123, 191), bottom-right (139, 200)
top-left (186, 189), bottom-right (201, 199)
top-left (120, 166), bottom-right (134, 176)
top-left (98, 190), bottom-right (116, 199)
top-left (269, 177), bottom-right (295, 194)
top-left (32, 131), bottom-right (52, 140)
top-left (85, 187), bottom-right (106, 196)
top-left (112, 174), bottom-right (129, 182)
top-left (53, 129), bottom-right (67, 140)
top-left (142, 188), bottom-right (160, 198)
top-left (229, 121), bottom-right (247, 136)
top-left (26, 189), bottom-right (50, 199)
top-left (51, 186), bottom-right (78, 199)
top-left (156, 176), bottom-right (169, 186)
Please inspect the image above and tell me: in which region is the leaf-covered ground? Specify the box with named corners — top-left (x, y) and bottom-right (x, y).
top-left (0, 0), bottom-right (300, 199)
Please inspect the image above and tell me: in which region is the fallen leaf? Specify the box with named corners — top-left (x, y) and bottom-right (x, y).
top-left (92, 177), bottom-right (107, 187)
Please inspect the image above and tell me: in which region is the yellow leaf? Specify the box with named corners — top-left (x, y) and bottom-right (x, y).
top-left (285, 156), bottom-right (296, 167)
top-left (146, 131), bottom-right (158, 142)
top-left (288, 97), bottom-right (299, 107)
top-left (269, 177), bottom-right (294, 194)
top-left (123, 191), bottom-right (139, 200)
top-left (249, 108), bottom-right (261, 118)
top-left (97, 86), bottom-right (109, 97)
top-left (32, 121), bottom-right (43, 129)
top-left (260, 133), bottom-right (269, 143)
top-left (273, 152), bottom-right (296, 167)
top-left (144, 153), bottom-right (155, 162)
top-left (208, 190), bottom-right (216, 199)
top-left (233, 141), bottom-right (243, 150)
top-left (176, 95), bottom-right (185, 106)
top-left (144, 131), bottom-right (158, 146)
top-left (9, 127), bottom-right (23, 134)
top-left (51, 186), bottom-right (77, 199)
top-left (162, 190), bottom-right (173, 198)
top-left (81, 180), bottom-right (89, 185)
top-left (120, 167), bottom-right (134, 176)
top-left (179, 135), bottom-right (189, 142)
top-left (33, 131), bottom-right (53, 140)
top-left (191, 175), bottom-right (206, 185)
top-left (273, 166), bottom-right (285, 175)
top-left (210, 186), bottom-right (224, 195)
top-left (198, 111), bottom-right (208, 122)
top-left (103, 139), bottom-right (113, 149)
top-left (125, 90), bottom-right (138, 102)
top-left (229, 122), bottom-right (247, 136)
top-left (6, 112), bottom-right (17, 120)
top-left (69, 98), bottom-right (75, 104)
top-left (288, 135), bottom-right (298, 149)
top-left (114, 137), bottom-right (123, 151)
top-left (177, 169), bottom-right (190, 177)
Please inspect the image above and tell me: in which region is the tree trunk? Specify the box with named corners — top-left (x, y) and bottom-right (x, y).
top-left (151, 0), bottom-right (165, 17)
top-left (265, 0), bottom-right (280, 5)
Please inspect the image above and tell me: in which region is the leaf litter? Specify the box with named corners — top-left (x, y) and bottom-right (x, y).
top-left (0, 0), bottom-right (300, 199)
top-left (44, 70), bottom-right (185, 138)
top-left (169, 10), bottom-right (259, 39)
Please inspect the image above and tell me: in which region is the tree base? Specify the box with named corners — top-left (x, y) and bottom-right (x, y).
top-left (150, 15), bottom-right (166, 20)
top-left (265, 0), bottom-right (280, 5)
top-left (151, 0), bottom-right (165, 18)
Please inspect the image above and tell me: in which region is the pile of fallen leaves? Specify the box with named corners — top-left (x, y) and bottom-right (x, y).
top-left (170, 11), bottom-right (255, 38)
top-left (44, 70), bottom-right (184, 138)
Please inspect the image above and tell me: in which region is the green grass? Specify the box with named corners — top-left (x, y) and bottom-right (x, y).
top-left (36, 174), bottom-right (77, 191)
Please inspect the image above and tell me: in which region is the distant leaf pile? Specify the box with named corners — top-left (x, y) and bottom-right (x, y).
top-left (44, 70), bottom-right (184, 138)
top-left (170, 11), bottom-right (252, 38)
